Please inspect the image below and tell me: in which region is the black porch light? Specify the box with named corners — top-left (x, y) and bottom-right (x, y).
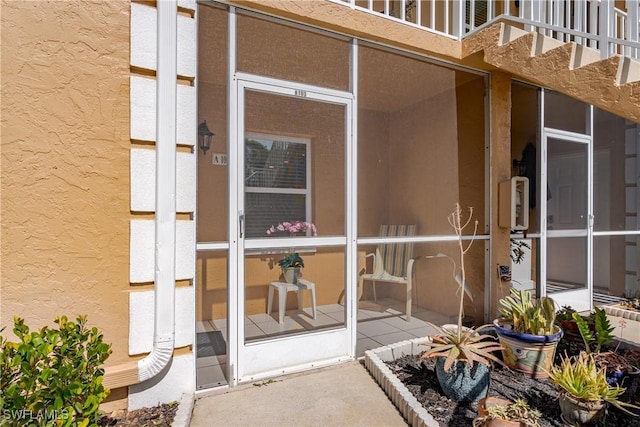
top-left (198, 120), bottom-right (214, 155)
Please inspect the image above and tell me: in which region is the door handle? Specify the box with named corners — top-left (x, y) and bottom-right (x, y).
top-left (239, 212), bottom-right (245, 238)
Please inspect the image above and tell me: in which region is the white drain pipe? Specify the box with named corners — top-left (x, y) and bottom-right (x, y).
top-left (138, 0), bottom-right (177, 382)
top-left (102, 1), bottom-right (177, 389)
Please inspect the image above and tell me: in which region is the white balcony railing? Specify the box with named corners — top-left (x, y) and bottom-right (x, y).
top-left (332, 0), bottom-right (640, 60)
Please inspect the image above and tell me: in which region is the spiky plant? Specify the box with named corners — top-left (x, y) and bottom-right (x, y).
top-left (547, 352), bottom-right (640, 416)
top-left (421, 204), bottom-right (504, 372)
top-left (498, 288), bottom-right (557, 335)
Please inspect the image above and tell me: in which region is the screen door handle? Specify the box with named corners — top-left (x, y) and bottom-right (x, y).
top-left (239, 212), bottom-right (245, 238)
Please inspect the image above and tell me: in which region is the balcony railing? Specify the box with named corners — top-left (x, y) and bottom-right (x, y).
top-left (332, 0), bottom-right (640, 59)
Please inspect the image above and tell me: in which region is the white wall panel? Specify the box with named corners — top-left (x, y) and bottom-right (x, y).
top-left (176, 220), bottom-right (196, 280)
top-left (130, 77), bottom-right (196, 146)
top-left (178, 0), bottom-right (197, 12)
top-left (130, 76), bottom-right (156, 142)
top-left (178, 14), bottom-right (197, 78)
top-left (131, 149), bottom-right (196, 213)
top-left (130, 220), bottom-right (195, 283)
top-left (177, 84), bottom-right (197, 146)
top-left (131, 3), bottom-right (156, 72)
top-left (129, 354), bottom-right (195, 410)
top-left (129, 287), bottom-right (195, 355)
top-left (130, 220), bottom-right (155, 283)
top-left (130, 3), bottom-right (196, 78)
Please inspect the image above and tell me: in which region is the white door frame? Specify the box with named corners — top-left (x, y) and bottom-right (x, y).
top-left (229, 73), bottom-right (355, 384)
top-left (540, 98), bottom-right (594, 312)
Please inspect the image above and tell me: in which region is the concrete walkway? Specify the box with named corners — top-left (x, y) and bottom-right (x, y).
top-left (189, 361), bottom-right (407, 427)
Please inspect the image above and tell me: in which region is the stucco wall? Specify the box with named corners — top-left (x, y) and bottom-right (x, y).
top-left (1, 0), bottom-right (131, 366)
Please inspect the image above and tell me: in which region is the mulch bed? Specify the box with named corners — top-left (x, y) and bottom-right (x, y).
top-left (386, 338), bottom-right (640, 426)
top-left (97, 402), bottom-right (178, 427)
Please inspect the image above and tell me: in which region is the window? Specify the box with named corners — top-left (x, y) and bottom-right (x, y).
top-left (244, 133), bottom-right (311, 238)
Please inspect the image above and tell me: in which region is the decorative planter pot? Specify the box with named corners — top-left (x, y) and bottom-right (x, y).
top-left (475, 396), bottom-right (527, 426)
top-left (283, 267), bottom-right (301, 284)
top-left (558, 392), bottom-right (606, 426)
top-left (493, 319), bottom-right (563, 379)
top-left (606, 365), bottom-right (640, 402)
top-left (435, 358), bottom-right (490, 404)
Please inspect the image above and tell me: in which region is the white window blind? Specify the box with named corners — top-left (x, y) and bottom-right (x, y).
top-left (245, 133), bottom-right (311, 238)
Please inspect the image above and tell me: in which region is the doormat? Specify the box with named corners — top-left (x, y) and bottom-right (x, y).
top-left (196, 331), bottom-right (227, 358)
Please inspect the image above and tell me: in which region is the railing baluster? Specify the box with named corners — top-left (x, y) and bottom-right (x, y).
top-left (575, 0), bottom-right (584, 45)
top-left (445, 0), bottom-right (450, 35)
top-left (599, 0), bottom-right (612, 58)
top-left (628, 0), bottom-right (640, 58)
top-left (430, 0), bottom-right (435, 30)
top-left (470, 0), bottom-right (476, 30)
top-left (329, 0), bottom-right (638, 61)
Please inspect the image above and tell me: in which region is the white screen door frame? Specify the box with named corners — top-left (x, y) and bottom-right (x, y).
top-left (540, 123), bottom-right (594, 312)
top-left (229, 73), bottom-right (355, 384)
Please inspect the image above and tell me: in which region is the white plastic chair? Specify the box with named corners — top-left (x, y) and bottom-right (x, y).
top-left (359, 225), bottom-right (417, 321)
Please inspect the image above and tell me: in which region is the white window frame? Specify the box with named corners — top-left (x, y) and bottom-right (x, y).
top-left (244, 132), bottom-right (312, 239)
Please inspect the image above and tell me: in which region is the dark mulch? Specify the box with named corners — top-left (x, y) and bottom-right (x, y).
top-left (386, 338), bottom-right (640, 426)
top-left (97, 402), bottom-right (178, 427)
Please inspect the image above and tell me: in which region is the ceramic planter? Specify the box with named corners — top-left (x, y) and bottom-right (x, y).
top-left (475, 397), bottom-right (527, 426)
top-left (607, 365), bottom-right (640, 401)
top-left (435, 358), bottom-right (490, 404)
top-left (558, 392), bottom-right (606, 426)
top-left (493, 319), bottom-right (563, 379)
top-left (283, 267), bottom-right (301, 284)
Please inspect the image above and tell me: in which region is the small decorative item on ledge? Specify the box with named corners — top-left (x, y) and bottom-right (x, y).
top-left (266, 221), bottom-right (318, 284)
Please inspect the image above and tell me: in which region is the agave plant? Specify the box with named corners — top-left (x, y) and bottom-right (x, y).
top-left (421, 323), bottom-right (505, 372)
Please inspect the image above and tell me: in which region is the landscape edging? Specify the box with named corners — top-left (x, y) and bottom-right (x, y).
top-left (364, 337), bottom-right (439, 427)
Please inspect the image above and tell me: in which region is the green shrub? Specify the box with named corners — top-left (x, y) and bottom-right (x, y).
top-left (0, 315), bottom-right (112, 426)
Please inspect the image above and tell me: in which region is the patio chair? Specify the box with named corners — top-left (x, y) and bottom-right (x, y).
top-left (359, 225), bottom-right (417, 321)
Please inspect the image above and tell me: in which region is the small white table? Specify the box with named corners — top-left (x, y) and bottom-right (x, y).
top-left (267, 278), bottom-right (317, 324)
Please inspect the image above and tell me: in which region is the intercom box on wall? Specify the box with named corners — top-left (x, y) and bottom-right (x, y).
top-left (499, 176), bottom-right (529, 230)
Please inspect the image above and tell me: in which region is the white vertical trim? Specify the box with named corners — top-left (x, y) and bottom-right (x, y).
top-left (227, 6), bottom-right (239, 387)
top-left (348, 38), bottom-right (358, 358)
top-left (540, 90), bottom-right (547, 298)
top-left (587, 104), bottom-right (594, 312)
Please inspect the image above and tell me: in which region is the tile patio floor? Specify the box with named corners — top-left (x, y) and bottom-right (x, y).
top-left (196, 298), bottom-right (448, 390)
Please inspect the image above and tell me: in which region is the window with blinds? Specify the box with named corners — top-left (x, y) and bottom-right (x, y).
top-left (244, 133), bottom-right (311, 238)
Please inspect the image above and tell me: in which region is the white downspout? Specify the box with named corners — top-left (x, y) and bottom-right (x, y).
top-left (138, 0), bottom-right (177, 381)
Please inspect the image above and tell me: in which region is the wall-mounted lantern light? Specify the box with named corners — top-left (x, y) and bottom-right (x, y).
top-left (198, 120), bottom-right (214, 155)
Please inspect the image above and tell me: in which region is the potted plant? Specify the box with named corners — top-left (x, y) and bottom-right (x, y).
top-left (277, 252), bottom-right (304, 284)
top-left (420, 204), bottom-right (504, 404)
top-left (573, 307), bottom-right (640, 400)
top-left (267, 221), bottom-right (318, 284)
top-left (555, 305), bottom-right (579, 333)
top-left (493, 288), bottom-right (563, 378)
top-left (547, 352), bottom-right (639, 425)
top-left (474, 397), bottom-right (541, 427)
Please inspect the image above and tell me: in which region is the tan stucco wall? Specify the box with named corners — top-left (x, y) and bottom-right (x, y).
top-left (1, 0), bottom-right (131, 370)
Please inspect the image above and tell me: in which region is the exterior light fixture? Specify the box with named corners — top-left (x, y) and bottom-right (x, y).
top-left (198, 120), bottom-right (214, 155)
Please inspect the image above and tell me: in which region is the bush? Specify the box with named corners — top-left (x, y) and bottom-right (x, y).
top-left (0, 315), bottom-right (112, 426)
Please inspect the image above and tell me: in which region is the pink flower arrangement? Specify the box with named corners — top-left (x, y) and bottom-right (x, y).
top-left (266, 221), bottom-right (318, 236)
